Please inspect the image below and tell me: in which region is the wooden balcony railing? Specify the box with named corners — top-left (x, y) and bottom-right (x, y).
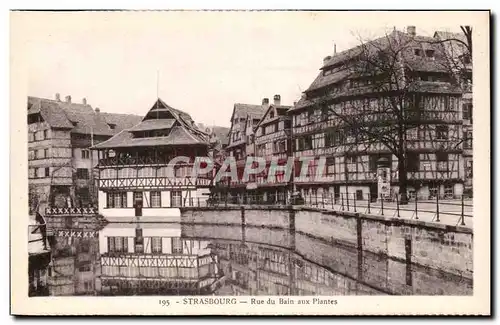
top-left (98, 156), bottom-right (207, 167)
top-left (45, 206), bottom-right (96, 216)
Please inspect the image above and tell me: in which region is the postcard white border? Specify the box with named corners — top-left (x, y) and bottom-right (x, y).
top-left (9, 10), bottom-right (490, 316)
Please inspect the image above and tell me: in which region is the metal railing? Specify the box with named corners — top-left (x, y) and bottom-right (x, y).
top-left (201, 192), bottom-right (473, 227)
top-left (42, 192), bottom-right (473, 227)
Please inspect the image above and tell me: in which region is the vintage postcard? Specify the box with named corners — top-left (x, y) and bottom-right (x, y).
top-left (10, 10), bottom-right (490, 316)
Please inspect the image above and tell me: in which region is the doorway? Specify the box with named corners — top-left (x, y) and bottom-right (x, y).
top-left (134, 191), bottom-right (143, 217)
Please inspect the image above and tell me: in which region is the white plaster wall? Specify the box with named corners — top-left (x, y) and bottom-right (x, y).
top-left (142, 208), bottom-right (181, 217)
top-left (98, 190), bottom-right (106, 213)
top-left (101, 208), bottom-right (135, 218)
top-left (127, 192), bottom-right (133, 208)
top-left (161, 191), bottom-right (171, 207)
top-left (162, 237), bottom-right (172, 254)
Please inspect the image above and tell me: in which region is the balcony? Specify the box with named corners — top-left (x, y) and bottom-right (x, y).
top-left (45, 206), bottom-right (97, 216)
top-left (98, 156), bottom-right (178, 167)
top-left (98, 176), bottom-right (212, 189)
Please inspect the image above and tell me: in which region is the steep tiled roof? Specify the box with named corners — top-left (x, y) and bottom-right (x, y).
top-left (211, 126), bottom-right (230, 146)
top-left (91, 97), bottom-right (209, 150)
top-left (254, 104), bottom-right (292, 129)
top-left (291, 29), bottom-right (461, 112)
top-left (27, 96), bottom-right (142, 135)
top-left (100, 113), bottom-right (142, 132)
top-left (92, 126), bottom-right (206, 149)
top-left (28, 97), bottom-right (75, 129)
top-left (233, 103), bottom-right (267, 121)
top-left (128, 119), bottom-right (176, 132)
top-left (308, 30), bottom-right (451, 93)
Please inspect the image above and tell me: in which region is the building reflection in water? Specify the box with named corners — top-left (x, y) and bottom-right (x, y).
top-left (43, 221), bottom-right (472, 296)
top-left (99, 223), bottom-right (223, 295)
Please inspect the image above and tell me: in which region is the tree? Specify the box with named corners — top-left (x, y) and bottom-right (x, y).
top-left (307, 29), bottom-right (464, 204)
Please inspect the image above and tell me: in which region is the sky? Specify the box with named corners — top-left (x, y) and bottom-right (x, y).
top-left (16, 11), bottom-right (467, 127)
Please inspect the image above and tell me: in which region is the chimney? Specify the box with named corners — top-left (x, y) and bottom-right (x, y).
top-left (407, 26), bottom-right (416, 37)
top-left (334, 43), bottom-right (337, 55)
top-left (65, 95), bottom-right (71, 103)
top-left (82, 98), bottom-right (87, 105)
top-left (95, 107), bottom-right (100, 113)
top-left (262, 98), bottom-right (269, 108)
top-left (323, 55), bottom-right (332, 66)
top-left (55, 93), bottom-right (61, 101)
top-left (273, 94), bottom-right (281, 106)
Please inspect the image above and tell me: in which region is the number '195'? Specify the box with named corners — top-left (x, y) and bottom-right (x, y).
top-left (159, 299), bottom-right (170, 307)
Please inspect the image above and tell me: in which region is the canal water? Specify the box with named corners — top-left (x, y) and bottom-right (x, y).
top-left (34, 218), bottom-right (472, 296)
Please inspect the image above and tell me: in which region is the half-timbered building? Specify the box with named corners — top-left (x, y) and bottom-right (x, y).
top-left (249, 95), bottom-right (292, 203)
top-left (288, 26), bottom-right (466, 201)
top-left (434, 30), bottom-right (473, 196)
top-left (92, 98), bottom-right (212, 221)
top-left (218, 99), bottom-right (267, 202)
top-left (27, 94), bottom-right (141, 213)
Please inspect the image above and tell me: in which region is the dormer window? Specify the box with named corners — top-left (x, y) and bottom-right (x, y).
top-left (414, 49), bottom-right (421, 56)
top-left (425, 50), bottom-right (435, 58)
top-left (71, 121), bottom-right (78, 126)
top-left (107, 123), bottom-right (116, 130)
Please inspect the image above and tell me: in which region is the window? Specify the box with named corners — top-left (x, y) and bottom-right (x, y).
top-left (406, 152), bottom-right (420, 172)
top-left (28, 168), bottom-right (35, 178)
top-left (81, 150), bottom-right (90, 159)
top-left (325, 130), bottom-right (343, 147)
top-left (326, 157), bottom-right (335, 175)
top-left (429, 186), bottom-right (438, 199)
top-left (83, 281), bottom-right (93, 291)
top-left (171, 191), bottom-right (182, 207)
top-left (106, 192), bottom-right (127, 208)
top-left (465, 160), bottom-right (473, 178)
top-left (463, 103), bottom-right (473, 121)
top-left (172, 238), bottom-right (183, 254)
top-left (151, 237), bottom-right (162, 254)
top-left (76, 168), bottom-right (89, 179)
top-left (34, 167), bottom-right (39, 178)
top-left (78, 265), bottom-right (91, 272)
top-left (444, 184), bottom-right (454, 198)
top-left (150, 191), bottom-right (161, 208)
top-left (463, 131), bottom-right (473, 149)
top-left (33, 150), bottom-right (38, 160)
top-left (134, 191), bottom-right (143, 203)
top-left (44, 167), bottom-right (50, 177)
top-left (436, 125), bottom-right (448, 140)
top-left (346, 155), bottom-right (357, 164)
top-left (277, 140), bottom-right (286, 153)
top-left (43, 130), bottom-right (48, 139)
top-left (108, 237), bottom-right (128, 253)
top-left (312, 133), bottom-right (324, 149)
top-left (28, 132), bottom-right (34, 142)
top-left (356, 190), bottom-right (364, 201)
top-left (425, 50), bottom-right (435, 58)
top-left (414, 49), bottom-right (421, 56)
top-left (436, 152), bottom-right (448, 171)
top-left (44, 148), bottom-right (49, 158)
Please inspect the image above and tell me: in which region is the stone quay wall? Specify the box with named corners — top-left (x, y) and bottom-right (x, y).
top-left (179, 206), bottom-right (473, 279)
